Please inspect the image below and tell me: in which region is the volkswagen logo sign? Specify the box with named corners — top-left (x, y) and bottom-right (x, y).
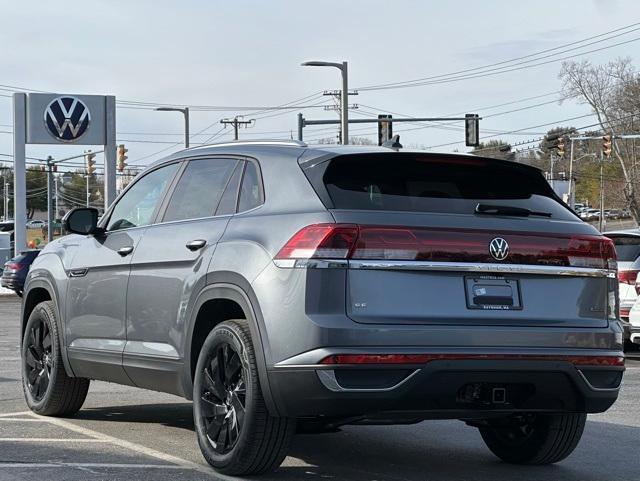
top-left (44, 96), bottom-right (91, 142)
top-left (489, 237), bottom-right (509, 261)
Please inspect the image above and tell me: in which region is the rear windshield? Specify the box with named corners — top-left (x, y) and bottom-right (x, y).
top-left (609, 236), bottom-right (640, 261)
top-left (321, 154), bottom-right (572, 218)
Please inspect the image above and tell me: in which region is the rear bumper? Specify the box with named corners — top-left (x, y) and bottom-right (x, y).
top-left (0, 275), bottom-right (22, 290)
top-left (268, 355), bottom-right (623, 419)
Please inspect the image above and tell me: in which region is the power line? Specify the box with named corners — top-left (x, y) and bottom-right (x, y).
top-left (356, 22), bottom-right (640, 91)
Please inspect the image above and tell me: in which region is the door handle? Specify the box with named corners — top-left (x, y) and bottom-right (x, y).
top-left (117, 246), bottom-right (134, 257)
top-left (186, 239), bottom-right (207, 251)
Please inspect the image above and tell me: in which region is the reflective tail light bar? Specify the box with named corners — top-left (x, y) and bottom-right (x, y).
top-left (319, 353), bottom-right (625, 367)
top-left (276, 224), bottom-right (617, 269)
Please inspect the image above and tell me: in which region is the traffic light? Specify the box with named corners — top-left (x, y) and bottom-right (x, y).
top-left (85, 150), bottom-right (96, 175)
top-left (377, 115), bottom-right (393, 146)
top-left (465, 114), bottom-right (480, 147)
top-left (556, 137), bottom-right (565, 158)
top-left (602, 134), bottom-right (613, 157)
top-left (117, 144), bottom-right (128, 172)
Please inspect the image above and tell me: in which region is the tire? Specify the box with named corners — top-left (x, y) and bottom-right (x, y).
top-left (479, 413), bottom-right (586, 465)
top-left (21, 301), bottom-right (90, 416)
top-left (14, 289), bottom-right (23, 298)
top-left (193, 319), bottom-right (295, 475)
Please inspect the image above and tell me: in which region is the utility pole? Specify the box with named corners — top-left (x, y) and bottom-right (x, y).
top-left (44, 156), bottom-right (55, 242)
top-left (220, 116), bottom-right (254, 140)
top-left (54, 175), bottom-right (58, 221)
top-left (599, 150), bottom-right (605, 232)
top-left (323, 89), bottom-right (358, 143)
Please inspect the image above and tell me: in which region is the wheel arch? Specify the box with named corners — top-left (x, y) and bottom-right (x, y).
top-left (22, 276), bottom-right (74, 377)
top-left (184, 274), bottom-right (278, 416)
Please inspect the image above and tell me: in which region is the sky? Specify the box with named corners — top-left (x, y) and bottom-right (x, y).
top-left (0, 0), bottom-right (639, 172)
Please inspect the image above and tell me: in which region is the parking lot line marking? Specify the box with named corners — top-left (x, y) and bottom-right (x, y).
top-left (0, 463), bottom-right (188, 469)
top-left (0, 411), bottom-right (31, 418)
top-left (26, 412), bottom-right (228, 479)
top-left (0, 418), bottom-right (50, 422)
top-left (0, 438), bottom-right (110, 442)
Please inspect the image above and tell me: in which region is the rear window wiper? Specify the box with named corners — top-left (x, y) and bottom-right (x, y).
top-left (475, 203), bottom-right (552, 217)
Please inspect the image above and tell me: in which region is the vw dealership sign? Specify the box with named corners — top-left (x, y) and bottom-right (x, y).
top-left (44, 96), bottom-right (91, 142)
top-left (13, 92), bottom-right (117, 254)
top-left (26, 93), bottom-right (107, 145)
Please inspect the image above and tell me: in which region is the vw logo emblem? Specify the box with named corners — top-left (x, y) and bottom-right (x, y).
top-left (489, 237), bottom-right (509, 261)
top-left (43, 96), bottom-right (91, 142)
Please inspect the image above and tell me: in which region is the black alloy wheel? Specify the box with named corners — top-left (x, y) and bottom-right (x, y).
top-left (200, 342), bottom-right (247, 454)
top-left (24, 317), bottom-right (53, 401)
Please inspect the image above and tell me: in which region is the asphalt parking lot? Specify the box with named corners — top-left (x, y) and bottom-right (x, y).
top-left (1, 296), bottom-right (639, 481)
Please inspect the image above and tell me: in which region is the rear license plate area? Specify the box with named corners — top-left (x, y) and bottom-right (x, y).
top-left (465, 276), bottom-right (522, 311)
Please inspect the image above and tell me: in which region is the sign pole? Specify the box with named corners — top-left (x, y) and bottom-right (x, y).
top-left (12, 93), bottom-right (27, 256)
top-left (104, 96), bottom-right (117, 209)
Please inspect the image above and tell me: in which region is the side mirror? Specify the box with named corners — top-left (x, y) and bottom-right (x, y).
top-left (63, 208), bottom-right (102, 235)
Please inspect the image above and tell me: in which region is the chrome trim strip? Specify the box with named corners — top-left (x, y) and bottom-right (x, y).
top-left (317, 369), bottom-right (420, 393)
top-left (349, 260), bottom-right (615, 278)
top-left (274, 258), bottom-right (614, 278)
top-left (273, 259), bottom-right (349, 269)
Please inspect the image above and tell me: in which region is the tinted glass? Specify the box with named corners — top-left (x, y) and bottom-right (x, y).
top-left (610, 236), bottom-right (640, 262)
top-left (107, 163), bottom-right (178, 231)
top-left (215, 161), bottom-right (244, 216)
top-left (238, 161), bottom-right (263, 212)
top-left (163, 158), bottom-right (238, 222)
top-left (322, 154), bottom-right (571, 218)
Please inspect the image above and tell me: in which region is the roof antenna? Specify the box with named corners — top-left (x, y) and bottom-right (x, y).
top-left (382, 135), bottom-right (403, 150)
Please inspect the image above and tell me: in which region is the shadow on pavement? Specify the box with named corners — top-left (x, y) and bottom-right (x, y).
top-left (76, 402), bottom-right (195, 431)
top-left (72, 403), bottom-right (640, 481)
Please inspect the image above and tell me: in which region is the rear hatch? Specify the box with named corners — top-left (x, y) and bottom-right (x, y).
top-left (298, 151), bottom-right (616, 328)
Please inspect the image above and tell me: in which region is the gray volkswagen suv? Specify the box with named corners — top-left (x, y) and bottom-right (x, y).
top-left (20, 140), bottom-right (624, 475)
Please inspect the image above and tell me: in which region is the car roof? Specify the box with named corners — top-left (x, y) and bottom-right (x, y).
top-left (145, 139), bottom-right (544, 174)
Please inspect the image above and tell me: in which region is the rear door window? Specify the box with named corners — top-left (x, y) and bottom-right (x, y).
top-left (319, 153), bottom-right (573, 219)
top-left (163, 158), bottom-right (239, 222)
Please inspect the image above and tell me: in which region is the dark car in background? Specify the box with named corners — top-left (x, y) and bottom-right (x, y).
top-left (1, 250), bottom-right (39, 296)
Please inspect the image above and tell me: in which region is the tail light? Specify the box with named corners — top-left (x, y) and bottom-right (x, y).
top-left (6, 262), bottom-right (23, 271)
top-left (618, 269), bottom-right (639, 285)
top-left (320, 353), bottom-right (625, 367)
top-left (276, 224), bottom-right (617, 269)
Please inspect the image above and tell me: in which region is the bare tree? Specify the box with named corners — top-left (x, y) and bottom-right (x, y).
top-left (559, 58), bottom-right (640, 220)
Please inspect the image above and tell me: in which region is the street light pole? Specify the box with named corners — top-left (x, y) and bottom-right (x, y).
top-left (155, 107), bottom-right (190, 148)
top-left (301, 60), bottom-right (349, 145)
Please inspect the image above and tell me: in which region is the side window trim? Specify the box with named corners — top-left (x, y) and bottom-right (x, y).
top-left (214, 160), bottom-right (245, 216)
top-left (99, 160), bottom-right (184, 231)
top-left (237, 158), bottom-right (265, 214)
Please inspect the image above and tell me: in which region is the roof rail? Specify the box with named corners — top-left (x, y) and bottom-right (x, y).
top-left (191, 139), bottom-right (308, 150)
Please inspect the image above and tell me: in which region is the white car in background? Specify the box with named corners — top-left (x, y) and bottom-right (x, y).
top-left (605, 230), bottom-right (640, 347)
top-left (626, 297), bottom-right (640, 348)
top-left (25, 220), bottom-right (46, 229)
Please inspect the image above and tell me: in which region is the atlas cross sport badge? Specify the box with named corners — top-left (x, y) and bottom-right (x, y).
top-left (489, 237), bottom-right (509, 261)
top-left (44, 96), bottom-right (91, 142)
